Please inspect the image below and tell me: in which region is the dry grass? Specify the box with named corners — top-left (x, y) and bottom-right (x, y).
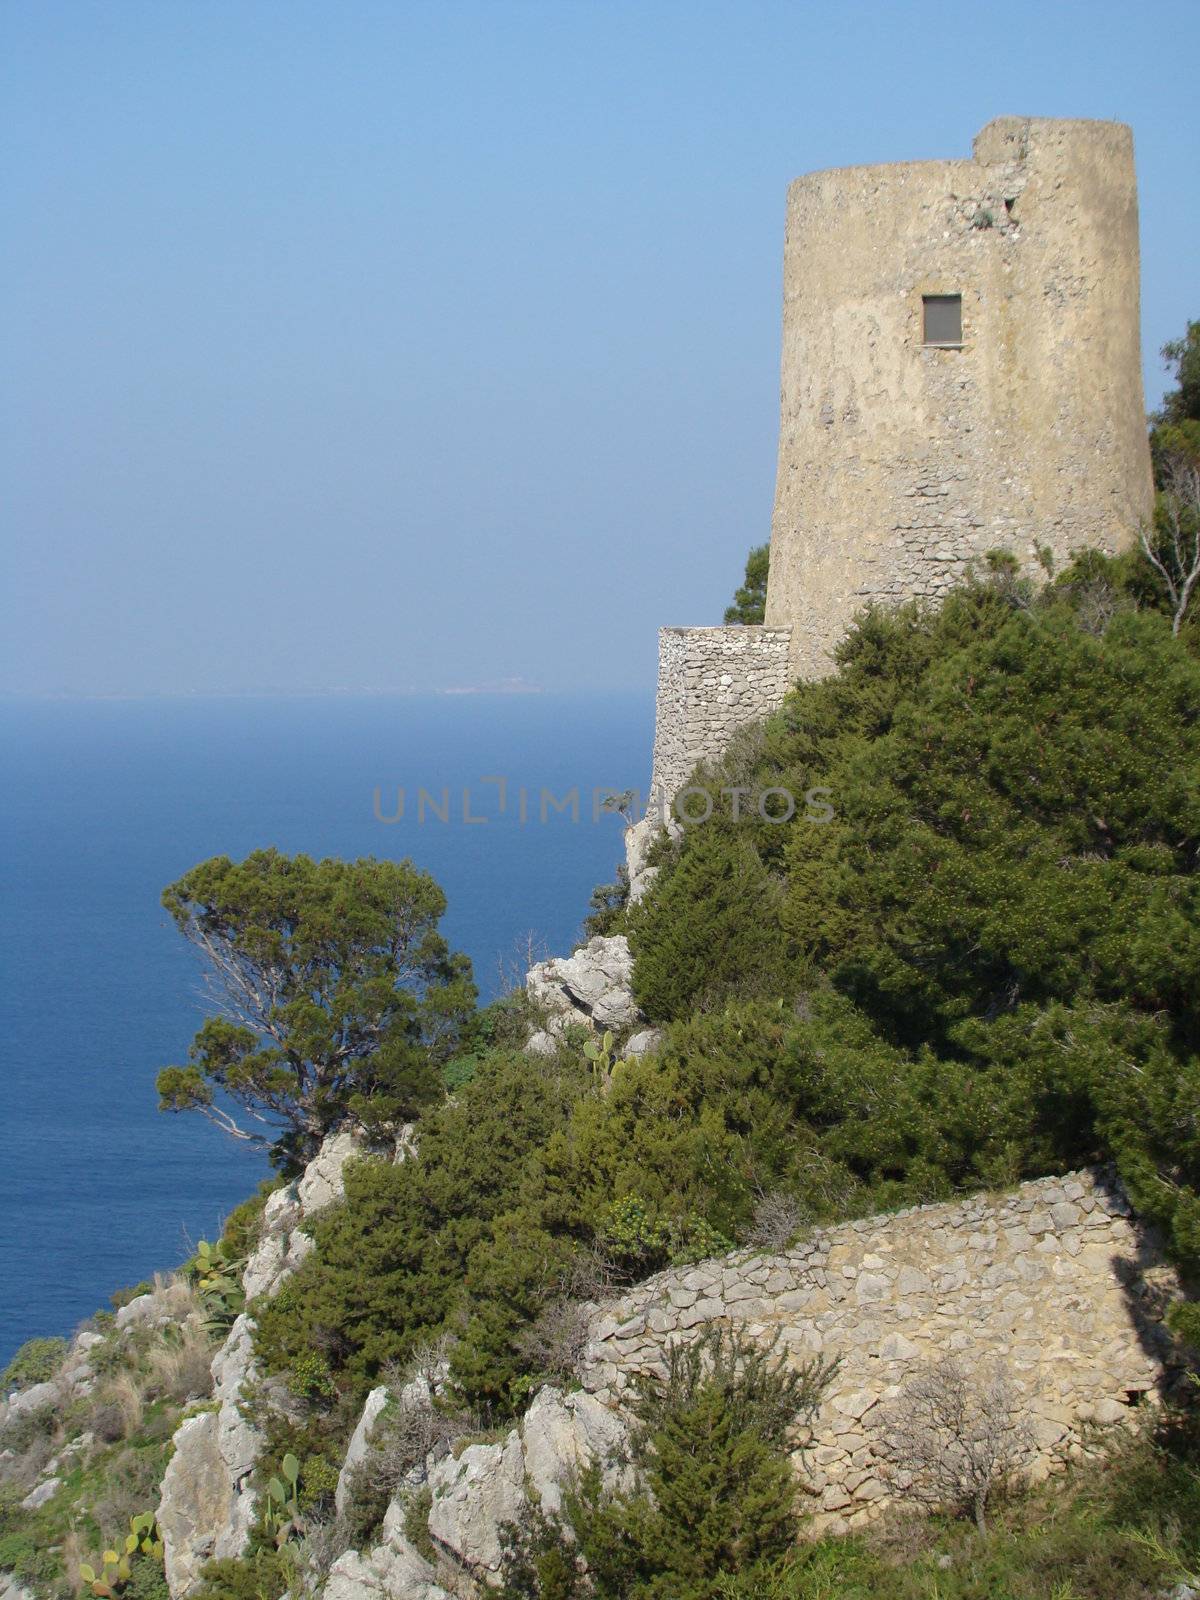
top-left (60, 1529), bottom-right (88, 1598)
top-left (101, 1371), bottom-right (145, 1441)
top-left (145, 1319), bottom-right (215, 1406)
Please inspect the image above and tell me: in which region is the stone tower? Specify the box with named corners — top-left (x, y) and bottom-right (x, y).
top-left (648, 117), bottom-right (1154, 801)
top-left (765, 116), bottom-right (1154, 678)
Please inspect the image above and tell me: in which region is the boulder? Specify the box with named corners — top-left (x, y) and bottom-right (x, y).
top-left (116, 1281), bottom-right (195, 1331)
top-left (624, 1028), bottom-right (664, 1059)
top-left (324, 1524), bottom-right (448, 1600)
top-left (158, 1412), bottom-right (234, 1597)
top-left (323, 1551), bottom-right (385, 1600)
top-left (210, 1316), bottom-right (264, 1487)
top-left (296, 1130), bottom-right (362, 1214)
top-left (624, 816), bottom-right (680, 904)
top-left (241, 1226), bottom-right (314, 1302)
top-left (159, 1317), bottom-right (264, 1594)
top-left (526, 935), bottom-right (639, 1033)
top-left (623, 816), bottom-right (660, 903)
top-left (19, 1475), bottom-right (60, 1511)
top-left (2, 1380), bottom-right (58, 1422)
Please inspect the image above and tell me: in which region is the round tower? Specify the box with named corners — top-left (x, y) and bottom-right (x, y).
top-left (764, 117), bottom-right (1154, 677)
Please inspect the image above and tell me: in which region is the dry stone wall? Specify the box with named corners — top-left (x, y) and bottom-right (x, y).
top-left (650, 625), bottom-right (793, 803)
top-left (578, 1169), bottom-right (1180, 1535)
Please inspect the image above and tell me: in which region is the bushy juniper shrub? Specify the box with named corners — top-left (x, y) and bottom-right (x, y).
top-left (252, 1049), bottom-right (587, 1410)
top-left (630, 570), bottom-right (1200, 1040)
top-left (109, 1281), bottom-right (156, 1310)
top-left (219, 1179), bottom-right (286, 1261)
top-left (191, 1550), bottom-right (289, 1600)
top-left (498, 1327), bottom-right (835, 1600)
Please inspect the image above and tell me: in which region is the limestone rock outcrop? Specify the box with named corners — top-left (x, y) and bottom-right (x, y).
top-left (623, 1028), bottom-right (663, 1059)
top-left (324, 1502), bottom-right (449, 1600)
top-left (623, 816), bottom-right (662, 904)
top-left (335, 1386), bottom-right (391, 1519)
top-left (426, 1432), bottom-right (526, 1579)
top-left (326, 1386), bottom-right (629, 1598)
top-left (525, 935), bottom-right (639, 1037)
top-left (159, 1128), bottom-right (398, 1598)
top-left (0, 1574), bottom-right (38, 1600)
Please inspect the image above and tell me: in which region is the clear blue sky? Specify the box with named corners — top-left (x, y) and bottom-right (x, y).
top-left (3, 0), bottom-right (1196, 696)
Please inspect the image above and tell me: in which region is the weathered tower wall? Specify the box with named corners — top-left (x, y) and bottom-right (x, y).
top-left (764, 117), bottom-right (1154, 677)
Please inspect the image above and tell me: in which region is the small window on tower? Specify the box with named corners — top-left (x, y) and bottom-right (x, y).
top-left (923, 294), bottom-right (962, 347)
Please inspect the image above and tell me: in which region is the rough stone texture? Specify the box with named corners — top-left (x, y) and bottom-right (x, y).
top-left (160, 1128), bottom-right (395, 1597)
top-left (764, 117), bottom-right (1153, 680)
top-left (1, 1381), bottom-right (58, 1423)
top-left (116, 1282), bottom-right (197, 1330)
top-left (324, 1544), bottom-right (449, 1600)
top-left (519, 1387), bottom-right (631, 1517)
top-left (371, 1382), bottom-right (633, 1593)
top-left (624, 815), bottom-right (683, 907)
top-left (0, 1575), bottom-right (37, 1600)
top-left (624, 1028), bottom-right (664, 1059)
top-left (325, 1500), bottom-right (450, 1600)
top-left (297, 1130), bottom-right (363, 1214)
top-left (427, 1432), bottom-right (526, 1580)
top-left (210, 1314), bottom-right (264, 1502)
top-left (336, 1386), bottom-right (391, 1518)
top-left (159, 1315), bottom-right (266, 1595)
top-left (158, 1413), bottom-right (240, 1597)
top-left (526, 935), bottom-right (638, 1037)
top-left (19, 1476), bottom-right (60, 1511)
top-left (239, 1225), bottom-right (314, 1303)
top-left (650, 626), bottom-right (793, 803)
top-left (577, 1169), bottom-right (1180, 1536)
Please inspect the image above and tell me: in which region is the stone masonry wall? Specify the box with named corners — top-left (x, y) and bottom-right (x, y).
top-left (650, 625), bottom-right (793, 803)
top-left (578, 1169), bottom-right (1179, 1535)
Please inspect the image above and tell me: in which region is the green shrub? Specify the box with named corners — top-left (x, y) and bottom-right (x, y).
top-left (192, 1551), bottom-right (288, 1600)
top-left (220, 1180), bottom-right (284, 1260)
top-left (634, 574), bottom-right (1200, 1045)
top-left (499, 1327), bottom-right (835, 1600)
top-left (287, 1350), bottom-right (337, 1405)
top-left (110, 1283), bottom-right (155, 1311)
top-left (627, 563), bottom-right (1200, 1300)
top-left (441, 1052), bottom-right (480, 1091)
top-left (583, 866), bottom-right (630, 939)
top-left (403, 1486), bottom-right (435, 1561)
top-left (253, 1049), bottom-right (587, 1407)
top-left (2, 1335), bottom-right (67, 1392)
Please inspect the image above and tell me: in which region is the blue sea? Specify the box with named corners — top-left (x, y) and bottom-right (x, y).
top-left (0, 692), bottom-right (653, 1367)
